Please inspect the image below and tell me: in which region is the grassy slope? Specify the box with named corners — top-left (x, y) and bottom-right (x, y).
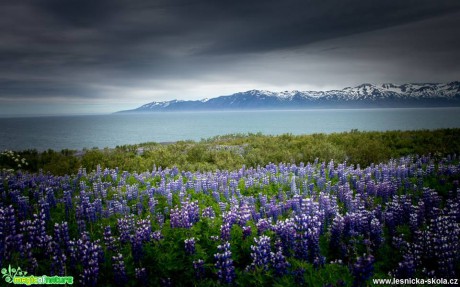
top-left (1, 128), bottom-right (459, 175)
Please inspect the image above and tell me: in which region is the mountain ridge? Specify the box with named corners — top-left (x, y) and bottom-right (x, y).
top-left (117, 82), bottom-right (460, 112)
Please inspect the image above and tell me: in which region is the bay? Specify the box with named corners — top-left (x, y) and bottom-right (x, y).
top-left (1, 108), bottom-right (460, 151)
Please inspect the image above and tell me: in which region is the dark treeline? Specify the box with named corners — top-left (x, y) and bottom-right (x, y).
top-left (1, 129), bottom-right (459, 175)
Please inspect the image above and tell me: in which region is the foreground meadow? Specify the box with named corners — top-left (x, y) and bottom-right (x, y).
top-left (1, 130), bottom-right (459, 286)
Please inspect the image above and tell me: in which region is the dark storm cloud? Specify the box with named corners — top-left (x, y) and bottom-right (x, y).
top-left (0, 0), bottom-right (459, 110)
top-left (179, 0), bottom-right (460, 55)
top-left (36, 0), bottom-right (121, 27)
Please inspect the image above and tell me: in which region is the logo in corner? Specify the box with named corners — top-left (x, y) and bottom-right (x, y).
top-left (2, 265), bottom-right (74, 285)
top-left (2, 265), bottom-right (27, 283)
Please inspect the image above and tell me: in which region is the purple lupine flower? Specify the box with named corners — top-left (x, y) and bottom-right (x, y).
top-left (237, 203), bottom-right (252, 226)
top-left (294, 213), bottom-right (322, 263)
top-left (389, 203), bottom-right (460, 279)
top-left (47, 239), bottom-right (67, 276)
top-left (193, 259), bottom-right (205, 279)
top-left (219, 202), bottom-right (227, 213)
top-left (152, 230), bottom-right (163, 241)
top-left (222, 209), bottom-right (238, 226)
top-left (319, 192), bottom-right (338, 227)
top-left (112, 253), bottom-right (127, 286)
top-left (126, 218), bottom-right (152, 263)
top-left (422, 188), bottom-right (441, 220)
top-left (409, 206), bottom-right (419, 234)
top-left (77, 234), bottom-right (103, 287)
top-left (17, 195), bottom-right (29, 220)
top-left (293, 268), bottom-right (305, 285)
top-left (369, 217), bottom-right (383, 250)
top-left (248, 235), bottom-right (272, 271)
top-left (266, 199), bottom-right (281, 221)
top-left (184, 237), bottom-right (196, 255)
top-left (214, 241), bottom-right (235, 284)
top-left (184, 200), bottom-right (200, 224)
top-left (80, 266), bottom-right (100, 287)
top-left (4, 205), bottom-right (17, 237)
top-left (148, 197), bottom-right (158, 214)
top-left (19, 219), bottom-right (34, 246)
top-left (54, 221), bottom-right (70, 251)
top-left (38, 198), bottom-right (51, 222)
top-left (131, 235), bottom-right (143, 263)
top-left (67, 239), bottom-right (77, 271)
top-left (256, 218), bottom-right (272, 235)
top-left (290, 176), bottom-right (297, 194)
top-left (117, 215), bottom-right (135, 244)
top-left (136, 217), bottom-right (152, 242)
top-left (271, 244), bottom-right (290, 276)
top-left (46, 188), bottom-right (57, 208)
top-left (103, 226), bottom-right (118, 252)
top-left (166, 191), bottom-right (173, 206)
top-left (220, 223), bottom-right (232, 241)
top-left (202, 206), bottom-right (216, 219)
top-left (33, 211), bottom-right (48, 249)
top-left (77, 219), bottom-right (86, 234)
top-left (14, 233), bottom-right (25, 259)
top-left (351, 254), bottom-right (375, 287)
top-left (170, 207), bottom-right (185, 228)
top-left (242, 226), bottom-right (252, 240)
top-left (313, 254), bottom-right (326, 269)
top-left (170, 202), bottom-right (199, 229)
top-left (156, 212), bottom-right (165, 227)
top-left (306, 225), bottom-right (322, 262)
top-left (273, 218), bottom-right (296, 256)
top-left (423, 215), bottom-right (459, 278)
top-left (393, 254), bottom-right (416, 279)
top-left (329, 214), bottom-right (345, 257)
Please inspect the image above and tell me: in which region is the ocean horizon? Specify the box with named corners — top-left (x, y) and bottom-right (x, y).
top-left (1, 107), bottom-right (460, 151)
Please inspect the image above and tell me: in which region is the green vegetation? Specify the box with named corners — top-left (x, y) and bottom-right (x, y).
top-left (1, 129), bottom-right (459, 286)
top-left (1, 129), bottom-right (459, 175)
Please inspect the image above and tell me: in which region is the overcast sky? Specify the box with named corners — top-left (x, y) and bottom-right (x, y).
top-left (1, 0), bottom-right (459, 115)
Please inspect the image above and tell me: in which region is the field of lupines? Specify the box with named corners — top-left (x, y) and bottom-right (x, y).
top-left (1, 153), bottom-right (459, 286)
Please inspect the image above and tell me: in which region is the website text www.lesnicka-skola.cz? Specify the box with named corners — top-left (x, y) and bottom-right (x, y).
top-left (373, 278), bottom-right (458, 285)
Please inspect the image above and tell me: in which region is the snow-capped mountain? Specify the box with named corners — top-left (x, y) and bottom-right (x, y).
top-left (118, 82), bottom-right (460, 112)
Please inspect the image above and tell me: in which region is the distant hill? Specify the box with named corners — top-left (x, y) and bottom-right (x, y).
top-left (117, 82), bottom-right (460, 112)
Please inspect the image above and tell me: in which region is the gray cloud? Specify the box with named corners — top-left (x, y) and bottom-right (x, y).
top-left (0, 0), bottom-right (459, 114)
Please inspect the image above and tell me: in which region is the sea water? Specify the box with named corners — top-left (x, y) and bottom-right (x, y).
top-left (1, 108), bottom-right (459, 151)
